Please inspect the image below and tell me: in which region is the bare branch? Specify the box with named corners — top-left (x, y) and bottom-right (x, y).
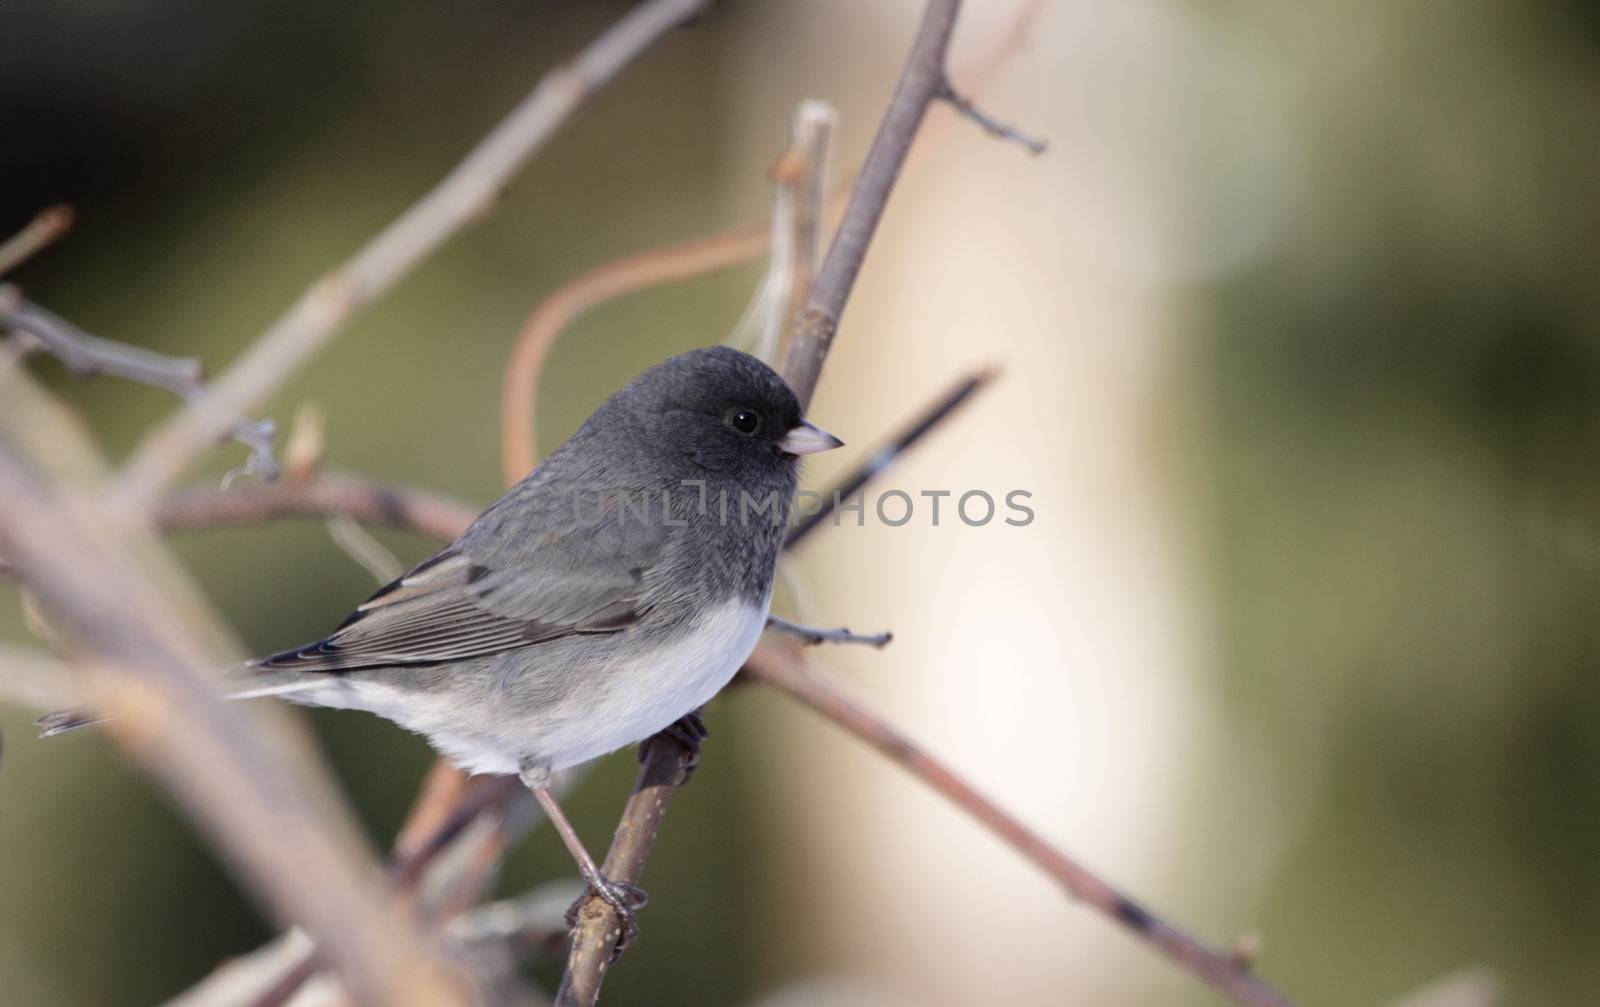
top-left (0, 205), bottom-right (74, 277)
top-left (742, 642), bottom-right (1297, 1007)
top-left (787, 366), bottom-right (996, 548)
top-left (938, 76), bottom-right (1048, 155)
top-left (110, 0), bottom-right (712, 519)
top-left (1, 284), bottom-right (282, 480)
top-left (156, 468), bottom-right (476, 541)
top-left (765, 614), bottom-right (892, 648)
top-left (324, 514), bottom-right (405, 583)
top-left (501, 218), bottom-right (773, 484)
top-left (774, 101), bottom-right (838, 363)
top-left (726, 99), bottom-right (840, 364)
top-left (781, 0), bottom-right (961, 410)
top-left (556, 737), bottom-right (689, 1005)
top-left (0, 447), bottom-right (469, 1006)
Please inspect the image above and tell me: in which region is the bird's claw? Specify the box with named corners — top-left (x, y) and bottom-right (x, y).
top-left (638, 711), bottom-right (708, 784)
top-left (566, 877), bottom-right (649, 956)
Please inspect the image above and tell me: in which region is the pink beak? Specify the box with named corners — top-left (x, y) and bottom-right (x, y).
top-left (777, 420), bottom-right (844, 456)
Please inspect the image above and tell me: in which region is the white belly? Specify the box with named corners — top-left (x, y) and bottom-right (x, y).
top-left (542, 594), bottom-right (770, 771)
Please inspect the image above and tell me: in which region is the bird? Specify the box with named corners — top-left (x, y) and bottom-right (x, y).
top-left (39, 345), bottom-right (842, 941)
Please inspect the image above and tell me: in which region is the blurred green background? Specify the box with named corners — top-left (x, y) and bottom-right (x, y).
top-left (2, 1), bottom-right (1598, 1004)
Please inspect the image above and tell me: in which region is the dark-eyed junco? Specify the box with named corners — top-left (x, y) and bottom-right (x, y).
top-left (41, 345), bottom-right (841, 936)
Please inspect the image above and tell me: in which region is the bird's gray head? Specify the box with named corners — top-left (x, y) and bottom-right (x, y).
top-left (618, 346), bottom-right (842, 475)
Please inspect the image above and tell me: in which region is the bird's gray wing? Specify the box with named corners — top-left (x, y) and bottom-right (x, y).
top-left (254, 511), bottom-right (665, 673)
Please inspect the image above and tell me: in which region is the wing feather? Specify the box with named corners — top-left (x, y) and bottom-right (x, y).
top-left (254, 544), bottom-right (649, 674)
top-left (253, 447), bottom-right (674, 675)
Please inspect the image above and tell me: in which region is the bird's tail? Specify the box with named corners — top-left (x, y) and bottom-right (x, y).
top-left (36, 708), bottom-right (109, 737)
top-left (35, 666), bottom-right (324, 739)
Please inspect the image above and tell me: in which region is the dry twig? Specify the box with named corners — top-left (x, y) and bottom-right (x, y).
top-left (938, 77), bottom-right (1048, 154)
top-left (1, 285), bottom-right (282, 480)
top-left (742, 642), bottom-right (1296, 1007)
top-left (156, 468), bottom-right (475, 542)
top-left (110, 0), bottom-right (712, 519)
top-left (779, 0), bottom-right (961, 411)
top-left (725, 99), bottom-right (839, 365)
top-left (500, 220), bottom-right (773, 483)
top-left (772, 102), bottom-right (838, 363)
top-left (765, 614), bottom-right (892, 648)
top-left (0, 204), bottom-right (74, 277)
top-left (786, 366), bottom-right (996, 547)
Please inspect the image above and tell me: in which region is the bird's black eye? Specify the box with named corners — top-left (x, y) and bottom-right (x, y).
top-left (725, 408), bottom-right (762, 435)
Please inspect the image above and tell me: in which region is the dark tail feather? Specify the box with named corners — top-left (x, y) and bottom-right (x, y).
top-left (36, 708), bottom-right (109, 737)
top-left (36, 666), bottom-right (312, 738)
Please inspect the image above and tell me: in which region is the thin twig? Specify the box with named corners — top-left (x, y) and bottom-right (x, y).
top-left (742, 642), bottom-right (1297, 1007)
top-left (727, 100), bottom-right (839, 365)
top-left (501, 220), bottom-right (775, 484)
top-left (774, 101), bottom-right (837, 364)
top-left (324, 514), bottom-right (406, 583)
top-left (156, 468), bottom-right (477, 541)
top-left (0, 205), bottom-right (74, 277)
top-left (110, 0), bottom-right (712, 519)
top-left (497, 0), bottom-right (1045, 483)
top-left (558, 3), bottom-right (967, 998)
top-left (781, 0), bottom-right (962, 411)
top-left (765, 614), bottom-right (892, 648)
top-left (938, 77), bottom-right (1048, 154)
top-left (787, 366), bottom-right (996, 548)
top-left (0, 286), bottom-right (281, 480)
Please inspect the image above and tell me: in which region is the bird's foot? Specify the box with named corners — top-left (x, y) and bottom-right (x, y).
top-left (638, 711), bottom-right (708, 784)
top-left (566, 876), bottom-right (650, 955)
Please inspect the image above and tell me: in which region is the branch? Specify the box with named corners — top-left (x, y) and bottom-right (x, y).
top-left (156, 468), bottom-right (476, 542)
top-left (0, 204), bottom-right (74, 277)
top-left (781, 0), bottom-right (961, 410)
top-left (1, 285), bottom-right (281, 480)
top-left (938, 77), bottom-right (1048, 155)
top-left (558, 2), bottom-right (967, 997)
top-left (772, 101), bottom-right (837, 364)
top-left (500, 217), bottom-right (773, 484)
top-left (765, 614), bottom-right (892, 648)
top-left (0, 447), bottom-right (469, 1006)
top-left (555, 738), bottom-right (688, 1005)
top-left (109, 0), bottom-right (712, 519)
top-left (726, 99), bottom-right (839, 365)
top-left (786, 366), bottom-right (995, 548)
top-left (742, 643), bottom-right (1296, 1007)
